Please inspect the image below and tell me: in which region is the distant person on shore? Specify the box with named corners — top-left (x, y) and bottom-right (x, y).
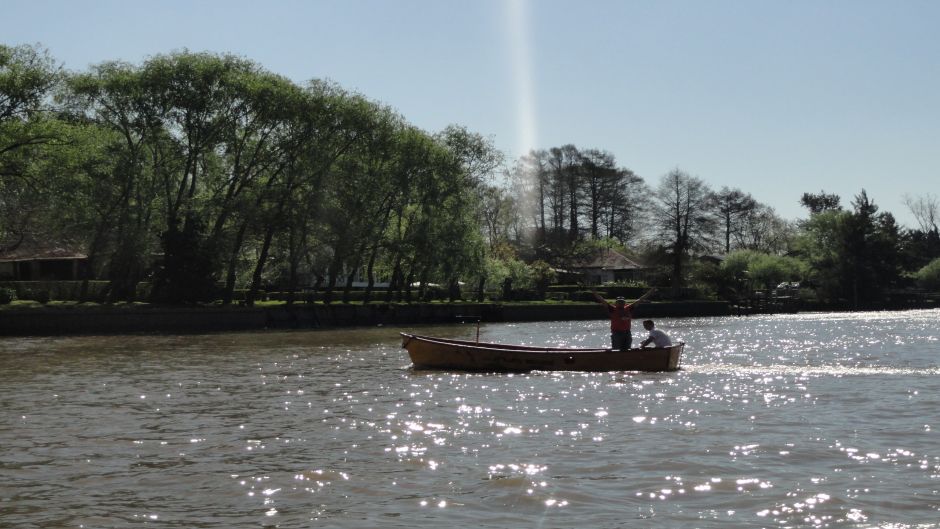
top-left (592, 288), bottom-right (656, 351)
top-left (639, 320), bottom-right (672, 348)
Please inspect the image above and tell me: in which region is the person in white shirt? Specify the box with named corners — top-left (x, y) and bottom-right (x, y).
top-left (639, 320), bottom-right (672, 348)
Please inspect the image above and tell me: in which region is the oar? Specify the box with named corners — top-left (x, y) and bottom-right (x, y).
top-left (456, 314), bottom-right (482, 343)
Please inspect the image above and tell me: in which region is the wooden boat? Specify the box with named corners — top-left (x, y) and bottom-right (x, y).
top-left (401, 333), bottom-right (683, 372)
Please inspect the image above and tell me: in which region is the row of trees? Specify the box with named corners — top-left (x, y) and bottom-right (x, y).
top-left (2, 44), bottom-right (500, 304)
top-left (499, 152), bottom-right (795, 297)
top-left (3, 43), bottom-right (939, 307)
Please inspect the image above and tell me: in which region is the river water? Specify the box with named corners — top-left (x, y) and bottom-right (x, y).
top-left (1, 309), bottom-right (939, 528)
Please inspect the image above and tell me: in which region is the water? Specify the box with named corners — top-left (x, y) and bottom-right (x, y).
top-left (1, 309), bottom-right (939, 528)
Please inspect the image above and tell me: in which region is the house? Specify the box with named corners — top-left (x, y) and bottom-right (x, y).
top-left (570, 249), bottom-right (651, 285)
top-left (0, 243), bottom-right (89, 281)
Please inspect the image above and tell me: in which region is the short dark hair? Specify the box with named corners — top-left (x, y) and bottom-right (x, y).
top-left (643, 319), bottom-right (654, 327)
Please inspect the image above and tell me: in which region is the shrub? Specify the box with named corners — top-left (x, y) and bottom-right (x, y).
top-left (0, 287), bottom-right (15, 305)
top-left (915, 258), bottom-right (940, 291)
top-left (26, 289), bottom-right (51, 304)
top-left (720, 250), bottom-right (806, 290)
top-left (571, 290), bottom-right (601, 302)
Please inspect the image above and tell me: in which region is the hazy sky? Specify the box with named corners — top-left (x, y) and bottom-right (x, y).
top-left (6, 0), bottom-right (939, 228)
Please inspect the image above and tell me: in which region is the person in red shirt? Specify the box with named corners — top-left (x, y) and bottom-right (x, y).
top-left (593, 288), bottom-right (657, 351)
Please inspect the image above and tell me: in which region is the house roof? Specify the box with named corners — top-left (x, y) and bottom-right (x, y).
top-left (0, 243), bottom-right (87, 263)
top-left (571, 249), bottom-right (647, 271)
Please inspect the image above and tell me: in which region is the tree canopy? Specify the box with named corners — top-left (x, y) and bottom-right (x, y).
top-left (2, 43), bottom-right (937, 306)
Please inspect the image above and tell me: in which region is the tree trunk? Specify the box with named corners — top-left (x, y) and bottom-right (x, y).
top-left (221, 220), bottom-right (250, 305)
top-left (386, 260), bottom-right (402, 303)
top-left (363, 243), bottom-right (381, 304)
top-left (323, 253), bottom-right (342, 305)
top-left (80, 221), bottom-right (109, 302)
top-left (246, 225), bottom-right (277, 307)
top-left (285, 224), bottom-right (300, 307)
top-left (672, 245), bottom-right (683, 299)
top-left (448, 277), bottom-right (461, 302)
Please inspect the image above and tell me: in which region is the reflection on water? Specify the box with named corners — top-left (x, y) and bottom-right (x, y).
top-left (1, 309), bottom-right (939, 528)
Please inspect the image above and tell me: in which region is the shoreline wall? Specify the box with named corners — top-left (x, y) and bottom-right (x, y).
top-left (0, 301), bottom-right (732, 336)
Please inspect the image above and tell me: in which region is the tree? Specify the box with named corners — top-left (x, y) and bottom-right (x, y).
top-left (0, 43), bottom-right (63, 167)
top-left (511, 149), bottom-right (550, 244)
top-left (796, 190), bottom-right (902, 307)
top-left (800, 191), bottom-right (841, 215)
top-left (903, 193), bottom-right (939, 233)
top-left (1, 43), bottom-right (66, 252)
top-left (581, 149), bottom-right (618, 239)
top-left (435, 125), bottom-right (502, 188)
top-left (603, 168), bottom-right (647, 244)
top-left (65, 60), bottom-right (166, 301)
top-left (734, 205), bottom-right (794, 255)
top-left (711, 186), bottom-right (757, 253)
top-left (710, 249), bottom-right (806, 300)
top-left (320, 100), bottom-right (405, 303)
top-left (651, 169), bottom-right (716, 297)
top-left (545, 145), bottom-right (581, 241)
top-left (479, 184), bottom-right (515, 249)
top-left (436, 125), bottom-right (504, 300)
top-left (841, 191), bottom-right (902, 306)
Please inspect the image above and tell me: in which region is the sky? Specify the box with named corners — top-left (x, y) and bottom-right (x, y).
top-left (6, 0), bottom-right (939, 228)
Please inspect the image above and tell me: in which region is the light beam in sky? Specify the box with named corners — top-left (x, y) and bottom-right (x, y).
top-left (505, 0), bottom-right (537, 158)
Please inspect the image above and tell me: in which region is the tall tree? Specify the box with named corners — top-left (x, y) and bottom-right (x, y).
top-left (510, 149), bottom-right (550, 247)
top-left (711, 186), bottom-right (757, 253)
top-left (0, 43), bottom-right (65, 252)
top-left (543, 145), bottom-right (582, 241)
top-left (603, 168), bottom-right (647, 244)
top-left (735, 205), bottom-right (793, 254)
top-left (652, 169), bottom-right (716, 297)
top-left (797, 190), bottom-right (901, 307)
top-left (66, 60), bottom-right (166, 300)
top-left (436, 125), bottom-right (503, 299)
top-left (581, 149), bottom-right (618, 240)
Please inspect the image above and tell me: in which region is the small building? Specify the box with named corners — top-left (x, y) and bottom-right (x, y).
top-left (0, 244), bottom-right (89, 281)
top-left (571, 249), bottom-right (651, 285)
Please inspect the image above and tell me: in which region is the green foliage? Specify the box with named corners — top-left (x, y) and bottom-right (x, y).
top-left (794, 191), bottom-right (902, 306)
top-left (704, 250), bottom-right (806, 298)
top-left (0, 281), bottom-right (119, 302)
top-left (505, 258), bottom-right (535, 289)
top-left (529, 260), bottom-right (556, 292)
top-left (4, 45), bottom-right (932, 310)
top-left (800, 191), bottom-right (841, 214)
top-left (0, 287), bottom-right (15, 304)
top-left (21, 288), bottom-right (51, 303)
top-left (914, 258), bottom-right (940, 291)
top-left (152, 221), bottom-right (220, 303)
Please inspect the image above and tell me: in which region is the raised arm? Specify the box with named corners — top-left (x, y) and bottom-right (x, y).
top-left (630, 287), bottom-right (657, 306)
top-left (592, 291), bottom-right (608, 304)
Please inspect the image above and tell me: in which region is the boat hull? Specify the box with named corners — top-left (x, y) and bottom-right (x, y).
top-left (401, 333), bottom-right (683, 372)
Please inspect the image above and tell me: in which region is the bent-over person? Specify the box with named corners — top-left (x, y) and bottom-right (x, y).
top-left (640, 319), bottom-right (672, 348)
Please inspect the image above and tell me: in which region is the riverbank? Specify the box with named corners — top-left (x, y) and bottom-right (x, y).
top-left (0, 300), bottom-right (731, 336)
